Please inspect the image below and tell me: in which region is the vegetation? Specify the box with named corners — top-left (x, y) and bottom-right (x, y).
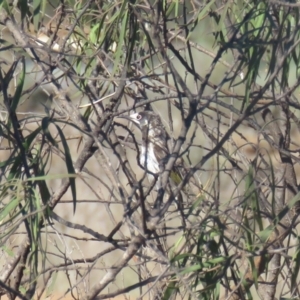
top-left (1, 0), bottom-right (300, 299)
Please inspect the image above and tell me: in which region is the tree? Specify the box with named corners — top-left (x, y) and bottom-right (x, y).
top-left (1, 0), bottom-right (300, 299)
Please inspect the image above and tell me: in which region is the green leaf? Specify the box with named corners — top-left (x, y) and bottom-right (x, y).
top-left (197, 0), bottom-right (217, 23)
top-left (41, 117), bottom-right (58, 147)
top-left (0, 197), bottom-right (20, 221)
top-left (217, 0), bottom-right (231, 33)
top-left (23, 126), bottom-right (42, 151)
top-left (33, 0), bottom-right (41, 31)
top-left (180, 264), bottom-right (202, 274)
top-left (19, 286), bottom-right (26, 294)
top-left (169, 235), bottom-right (184, 259)
top-left (54, 125), bottom-right (77, 213)
top-left (161, 280), bottom-right (178, 300)
top-left (83, 106), bottom-right (93, 122)
top-left (113, 9), bottom-right (129, 74)
top-left (0, 0), bottom-right (10, 13)
top-left (7, 156), bottom-right (22, 181)
top-left (207, 257), bottom-right (226, 264)
top-left (11, 57), bottom-right (25, 112)
top-left (258, 225), bottom-right (274, 243)
top-left (171, 252), bottom-right (193, 262)
top-left (18, 0), bottom-right (29, 20)
top-left (251, 3), bottom-right (266, 38)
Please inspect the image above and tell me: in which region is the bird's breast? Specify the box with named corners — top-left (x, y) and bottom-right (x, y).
top-left (140, 144), bottom-right (160, 174)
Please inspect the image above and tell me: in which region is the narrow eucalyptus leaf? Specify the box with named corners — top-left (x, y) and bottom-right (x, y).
top-left (54, 125), bottom-right (77, 213)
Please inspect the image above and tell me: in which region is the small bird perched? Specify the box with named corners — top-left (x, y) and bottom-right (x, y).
top-left (121, 111), bottom-right (180, 256)
top-left (120, 111), bottom-right (170, 177)
top-left (119, 111), bottom-right (199, 196)
top-left (120, 111), bottom-right (196, 239)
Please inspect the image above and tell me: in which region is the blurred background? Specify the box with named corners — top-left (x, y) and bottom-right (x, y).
top-left (1, 0), bottom-right (300, 299)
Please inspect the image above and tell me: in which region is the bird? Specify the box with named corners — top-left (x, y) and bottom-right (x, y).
top-left (120, 111), bottom-right (197, 243)
top-left (119, 111), bottom-right (171, 178)
top-left (119, 111), bottom-right (180, 255)
top-left (118, 111), bottom-right (201, 197)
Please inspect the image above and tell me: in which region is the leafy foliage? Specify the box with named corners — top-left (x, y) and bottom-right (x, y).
top-left (0, 0), bottom-right (300, 299)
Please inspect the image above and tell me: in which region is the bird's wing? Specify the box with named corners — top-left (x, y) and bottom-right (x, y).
top-left (152, 142), bottom-right (169, 165)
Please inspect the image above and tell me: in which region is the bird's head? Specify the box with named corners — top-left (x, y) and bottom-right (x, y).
top-left (119, 111), bottom-right (161, 130)
top-left (118, 111), bottom-right (166, 143)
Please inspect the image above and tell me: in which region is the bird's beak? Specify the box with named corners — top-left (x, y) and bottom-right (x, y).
top-left (117, 115), bottom-right (133, 122)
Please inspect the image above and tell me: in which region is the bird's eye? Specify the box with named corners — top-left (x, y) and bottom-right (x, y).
top-left (136, 114), bottom-right (142, 120)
